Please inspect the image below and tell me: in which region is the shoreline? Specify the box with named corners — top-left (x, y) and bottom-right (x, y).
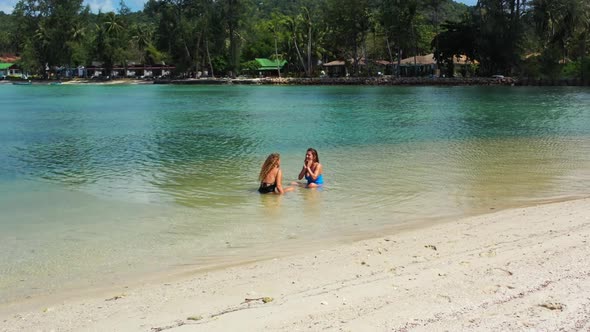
top-left (2, 197), bottom-right (589, 331)
top-left (3, 76), bottom-right (589, 86)
top-left (155, 76), bottom-right (519, 86)
top-left (155, 76), bottom-right (590, 86)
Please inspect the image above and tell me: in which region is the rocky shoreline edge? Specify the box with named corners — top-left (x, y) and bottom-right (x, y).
top-left (3, 76), bottom-right (587, 86)
top-left (154, 76), bottom-right (590, 86)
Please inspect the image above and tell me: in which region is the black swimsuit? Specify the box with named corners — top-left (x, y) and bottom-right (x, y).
top-left (258, 182), bottom-right (277, 194)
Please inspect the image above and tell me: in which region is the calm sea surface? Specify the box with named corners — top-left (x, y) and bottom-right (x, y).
top-left (1, 84), bottom-right (589, 304)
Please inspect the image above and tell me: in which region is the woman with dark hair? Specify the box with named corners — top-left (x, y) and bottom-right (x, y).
top-left (297, 148), bottom-right (324, 188)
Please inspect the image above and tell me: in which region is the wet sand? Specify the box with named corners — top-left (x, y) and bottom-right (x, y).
top-left (2, 198), bottom-right (589, 331)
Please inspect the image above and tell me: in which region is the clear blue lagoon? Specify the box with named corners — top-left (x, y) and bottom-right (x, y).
top-left (1, 84), bottom-right (589, 303)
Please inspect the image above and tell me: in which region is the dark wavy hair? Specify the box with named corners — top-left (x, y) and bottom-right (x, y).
top-left (307, 148), bottom-right (319, 163)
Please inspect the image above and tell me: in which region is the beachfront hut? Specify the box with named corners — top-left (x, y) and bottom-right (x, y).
top-left (394, 53), bottom-right (475, 77)
top-left (143, 64), bottom-right (175, 78)
top-left (85, 61), bottom-right (176, 79)
top-left (323, 58), bottom-right (392, 77)
top-left (124, 63), bottom-right (176, 78)
top-left (77, 66), bottom-right (86, 77)
top-left (254, 58), bottom-right (287, 77)
top-left (322, 58), bottom-right (367, 77)
top-left (323, 60), bottom-right (348, 77)
top-left (370, 59), bottom-right (393, 75)
top-left (86, 65), bottom-right (103, 78)
top-left (0, 63), bottom-right (12, 78)
top-left (394, 54), bottom-right (437, 77)
top-left (0, 55), bottom-right (21, 76)
top-left (0, 63), bottom-right (22, 78)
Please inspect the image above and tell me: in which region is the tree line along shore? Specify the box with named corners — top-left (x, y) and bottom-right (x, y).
top-left (0, 0), bottom-right (589, 82)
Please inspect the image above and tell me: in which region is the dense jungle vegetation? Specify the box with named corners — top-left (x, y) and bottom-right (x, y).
top-left (0, 0), bottom-right (588, 79)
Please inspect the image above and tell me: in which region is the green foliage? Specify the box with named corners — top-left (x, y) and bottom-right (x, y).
top-left (242, 20), bottom-right (278, 61)
top-left (18, 41), bottom-right (43, 74)
top-left (0, 0), bottom-right (588, 79)
top-left (145, 44), bottom-right (167, 64)
top-left (583, 57), bottom-right (590, 82)
top-left (379, 0), bottom-right (436, 76)
top-left (471, 0), bottom-right (526, 75)
top-left (211, 56), bottom-right (229, 74)
top-left (539, 46), bottom-right (564, 79)
top-left (324, 0), bottom-right (372, 76)
top-left (520, 55), bottom-right (542, 78)
top-left (560, 57), bottom-right (590, 80)
top-left (94, 11), bottom-right (129, 75)
top-left (241, 59), bottom-right (260, 72)
top-left (432, 18), bottom-right (477, 77)
top-left (0, 12), bottom-right (17, 53)
top-left (561, 60), bottom-right (580, 78)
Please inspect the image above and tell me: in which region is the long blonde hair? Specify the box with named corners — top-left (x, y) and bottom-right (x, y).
top-left (259, 153), bottom-right (280, 181)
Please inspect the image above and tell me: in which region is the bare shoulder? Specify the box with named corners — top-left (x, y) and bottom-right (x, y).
top-left (272, 167), bottom-right (281, 177)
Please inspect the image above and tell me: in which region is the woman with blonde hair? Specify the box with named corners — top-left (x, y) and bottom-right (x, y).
top-left (258, 153), bottom-right (290, 194)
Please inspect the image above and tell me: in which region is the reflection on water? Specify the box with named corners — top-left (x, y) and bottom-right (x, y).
top-left (0, 85), bottom-right (590, 303)
top-left (300, 187), bottom-right (323, 219)
top-left (3, 86), bottom-right (589, 207)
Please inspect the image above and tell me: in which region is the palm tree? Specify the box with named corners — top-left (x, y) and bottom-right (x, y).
top-left (131, 23), bottom-right (154, 64)
top-left (95, 12), bottom-right (127, 78)
top-left (103, 12), bottom-right (124, 37)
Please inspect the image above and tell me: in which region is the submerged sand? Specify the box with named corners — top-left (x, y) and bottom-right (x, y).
top-left (2, 198), bottom-right (589, 331)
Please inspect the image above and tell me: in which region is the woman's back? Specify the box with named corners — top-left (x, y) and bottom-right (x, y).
top-left (261, 167), bottom-right (279, 185)
top-left (259, 152), bottom-right (291, 194)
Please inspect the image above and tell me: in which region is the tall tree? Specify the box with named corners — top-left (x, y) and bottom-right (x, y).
top-left (380, 0), bottom-right (423, 76)
top-left (532, 0), bottom-right (590, 79)
top-left (432, 19), bottom-right (477, 76)
top-left (95, 11), bottom-right (128, 77)
top-left (13, 0), bottom-right (87, 75)
top-left (324, 0), bottom-right (371, 76)
top-left (222, 0), bottom-right (255, 77)
top-left (473, 0), bottom-right (530, 75)
top-left (0, 12), bottom-right (18, 55)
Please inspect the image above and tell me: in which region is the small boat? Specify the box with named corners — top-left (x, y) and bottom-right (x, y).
top-left (12, 81), bottom-right (32, 85)
top-left (49, 82), bottom-right (62, 85)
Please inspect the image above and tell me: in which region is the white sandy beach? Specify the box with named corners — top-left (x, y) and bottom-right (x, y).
top-left (2, 198), bottom-right (590, 331)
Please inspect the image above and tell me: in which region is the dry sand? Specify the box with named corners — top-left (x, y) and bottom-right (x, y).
top-left (2, 198), bottom-right (590, 331)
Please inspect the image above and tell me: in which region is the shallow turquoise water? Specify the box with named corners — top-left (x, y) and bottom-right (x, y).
top-left (1, 84), bottom-right (590, 303)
